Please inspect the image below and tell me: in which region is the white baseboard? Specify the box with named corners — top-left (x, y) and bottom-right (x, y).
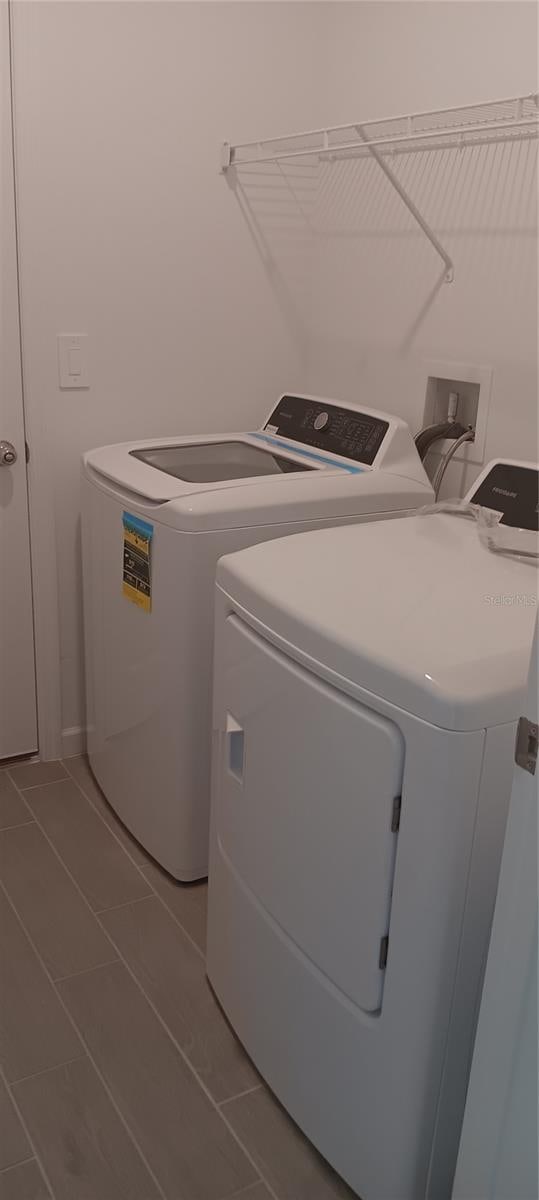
top-left (61, 725), bottom-right (86, 759)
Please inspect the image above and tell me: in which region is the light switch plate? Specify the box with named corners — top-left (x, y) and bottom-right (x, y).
top-left (57, 334), bottom-right (89, 389)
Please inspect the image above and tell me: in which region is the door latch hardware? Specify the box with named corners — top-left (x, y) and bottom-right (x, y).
top-left (391, 795), bottom-right (402, 832)
top-left (379, 935), bottom-right (389, 970)
top-left (0, 441), bottom-right (17, 466)
top-left (515, 717), bottom-right (538, 775)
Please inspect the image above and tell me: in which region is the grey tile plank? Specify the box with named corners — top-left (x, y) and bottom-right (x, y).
top-left (8, 763), bottom-right (66, 791)
top-left (0, 888), bottom-right (82, 1082)
top-left (63, 757), bottom-right (150, 867)
top-left (13, 1056), bottom-right (160, 1200)
top-left (141, 861), bottom-right (208, 953)
top-left (0, 823), bottom-right (116, 981)
top-left (0, 1161), bottom-right (50, 1200)
top-left (0, 777), bottom-right (32, 833)
top-left (222, 1087), bottom-right (356, 1200)
top-left (0, 1079), bottom-right (30, 1171)
top-left (59, 961), bottom-right (257, 1200)
top-left (24, 780), bottom-right (151, 912)
top-left (101, 896), bottom-right (259, 1103)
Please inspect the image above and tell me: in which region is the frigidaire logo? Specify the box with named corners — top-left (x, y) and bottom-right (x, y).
top-left (492, 486), bottom-right (517, 499)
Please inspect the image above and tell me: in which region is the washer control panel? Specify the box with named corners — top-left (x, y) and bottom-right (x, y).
top-left (265, 395), bottom-right (389, 466)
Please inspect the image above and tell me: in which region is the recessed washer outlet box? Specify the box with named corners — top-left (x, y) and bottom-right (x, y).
top-left (422, 360), bottom-right (493, 465)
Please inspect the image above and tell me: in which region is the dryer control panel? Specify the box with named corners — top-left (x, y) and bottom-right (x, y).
top-left (469, 461), bottom-right (539, 530)
top-left (265, 395), bottom-right (389, 467)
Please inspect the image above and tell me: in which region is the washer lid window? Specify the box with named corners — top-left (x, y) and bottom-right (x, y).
top-left (130, 440), bottom-right (314, 483)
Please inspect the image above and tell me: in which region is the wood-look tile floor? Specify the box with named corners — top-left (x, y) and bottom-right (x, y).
top-left (0, 757), bottom-right (357, 1200)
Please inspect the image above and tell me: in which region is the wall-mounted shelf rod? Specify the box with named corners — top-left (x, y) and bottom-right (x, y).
top-left (222, 94), bottom-right (539, 168)
top-left (224, 115), bottom-right (538, 167)
top-left (317, 129), bottom-right (537, 160)
top-left (221, 94), bottom-right (538, 286)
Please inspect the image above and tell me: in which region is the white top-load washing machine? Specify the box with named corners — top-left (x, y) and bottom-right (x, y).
top-left (81, 394), bottom-right (432, 880)
top-left (206, 459), bottom-right (538, 1199)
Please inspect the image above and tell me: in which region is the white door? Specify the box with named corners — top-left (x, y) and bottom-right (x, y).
top-left (0, 0), bottom-right (37, 759)
top-left (452, 616), bottom-right (538, 1200)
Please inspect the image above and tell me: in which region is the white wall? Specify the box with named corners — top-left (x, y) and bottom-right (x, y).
top-left (12, 2), bottom-right (538, 753)
top-left (301, 2), bottom-right (538, 491)
top-left (12, 0), bottom-right (333, 750)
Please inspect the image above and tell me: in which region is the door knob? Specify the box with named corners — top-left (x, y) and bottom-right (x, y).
top-left (0, 441), bottom-right (17, 466)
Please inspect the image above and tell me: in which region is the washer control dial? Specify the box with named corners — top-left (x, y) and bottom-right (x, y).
top-left (313, 411), bottom-right (330, 432)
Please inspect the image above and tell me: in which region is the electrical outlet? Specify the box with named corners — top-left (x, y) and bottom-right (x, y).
top-left (422, 359), bottom-right (492, 465)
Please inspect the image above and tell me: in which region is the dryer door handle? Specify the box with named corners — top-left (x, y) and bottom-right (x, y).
top-left (226, 715), bottom-right (245, 783)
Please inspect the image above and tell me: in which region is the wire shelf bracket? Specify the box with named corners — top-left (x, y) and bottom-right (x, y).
top-left (221, 93), bottom-right (539, 285)
top-left (354, 122), bottom-right (454, 282)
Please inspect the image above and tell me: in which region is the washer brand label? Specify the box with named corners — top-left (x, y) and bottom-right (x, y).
top-left (122, 512), bottom-right (153, 613)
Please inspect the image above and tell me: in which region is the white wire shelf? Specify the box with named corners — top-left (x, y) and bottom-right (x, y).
top-left (223, 95), bottom-right (539, 167)
top-left (221, 94), bottom-right (539, 283)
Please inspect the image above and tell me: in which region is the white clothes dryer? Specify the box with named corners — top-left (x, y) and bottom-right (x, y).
top-left (81, 394), bottom-right (432, 880)
top-left (206, 459), bottom-right (538, 1199)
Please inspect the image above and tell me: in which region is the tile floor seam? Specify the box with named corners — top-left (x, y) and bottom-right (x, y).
top-left (228, 1185), bottom-right (274, 1200)
top-left (0, 819), bottom-right (35, 833)
top-left (218, 1084), bottom-right (264, 1108)
top-left (14, 762), bottom-right (274, 1199)
top-left (93, 893), bottom-right (157, 917)
top-left (61, 758), bottom-right (152, 873)
top-left (7, 776), bottom-right (68, 792)
top-left (62, 756), bottom-right (207, 959)
top-left (9, 1056), bottom-right (88, 1089)
top-left (0, 792), bottom-right (123, 977)
top-left (2, 785), bottom-right (35, 825)
top-left (0, 1060), bottom-right (57, 1200)
top-left (61, 757), bottom-right (168, 895)
top-left (0, 807), bottom-right (168, 1200)
top-left (224, 1163), bottom-right (279, 1200)
top-left (1, 760), bottom-right (39, 778)
top-left (11, 770), bottom-right (154, 915)
top-left (0, 1155), bottom-right (39, 1176)
top-left (138, 869), bottom-right (207, 960)
top-left (51, 957), bottom-right (120, 984)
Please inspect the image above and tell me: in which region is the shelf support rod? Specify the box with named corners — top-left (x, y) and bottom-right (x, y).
top-left (355, 124), bottom-right (454, 282)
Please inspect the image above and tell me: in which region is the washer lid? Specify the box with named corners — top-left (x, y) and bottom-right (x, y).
top-left (216, 514), bottom-right (537, 731)
top-left (84, 434), bottom-right (326, 503)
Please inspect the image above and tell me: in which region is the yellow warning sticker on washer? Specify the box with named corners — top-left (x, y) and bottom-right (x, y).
top-left (122, 512), bottom-right (153, 613)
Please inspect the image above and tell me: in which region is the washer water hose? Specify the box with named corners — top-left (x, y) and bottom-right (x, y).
top-left (432, 428), bottom-right (475, 498)
top-left (414, 421), bottom-right (468, 461)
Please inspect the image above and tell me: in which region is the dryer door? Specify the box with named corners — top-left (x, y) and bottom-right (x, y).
top-left (216, 614), bottom-right (405, 1013)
